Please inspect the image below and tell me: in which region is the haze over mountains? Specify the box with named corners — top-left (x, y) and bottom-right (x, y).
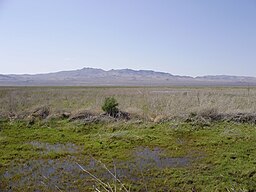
top-left (1, 67), bottom-right (256, 86)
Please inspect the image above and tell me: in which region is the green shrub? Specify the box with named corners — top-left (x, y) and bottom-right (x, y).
top-left (102, 97), bottom-right (119, 116)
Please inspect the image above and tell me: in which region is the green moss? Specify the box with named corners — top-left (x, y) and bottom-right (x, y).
top-left (0, 120), bottom-right (256, 191)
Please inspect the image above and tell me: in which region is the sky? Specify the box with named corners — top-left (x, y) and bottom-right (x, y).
top-left (0, 0), bottom-right (256, 77)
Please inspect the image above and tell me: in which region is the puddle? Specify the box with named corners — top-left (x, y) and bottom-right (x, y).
top-left (134, 147), bottom-right (190, 169)
top-left (1, 147), bottom-right (194, 191)
top-left (29, 141), bottom-right (81, 154)
top-left (150, 90), bottom-right (191, 94)
top-left (2, 156), bottom-right (89, 191)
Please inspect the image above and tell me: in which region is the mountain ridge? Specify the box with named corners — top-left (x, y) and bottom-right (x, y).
top-left (1, 67), bottom-right (256, 86)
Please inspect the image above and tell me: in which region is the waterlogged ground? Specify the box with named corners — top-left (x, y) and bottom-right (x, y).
top-left (0, 120), bottom-right (256, 191)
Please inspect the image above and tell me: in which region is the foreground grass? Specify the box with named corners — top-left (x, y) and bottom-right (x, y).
top-left (0, 119), bottom-right (256, 191)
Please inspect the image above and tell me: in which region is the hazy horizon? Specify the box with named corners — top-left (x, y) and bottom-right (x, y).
top-left (1, 0), bottom-right (256, 77)
top-left (2, 66), bottom-right (256, 78)
top-left (5, 66), bottom-right (256, 79)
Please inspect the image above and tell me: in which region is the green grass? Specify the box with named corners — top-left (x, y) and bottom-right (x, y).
top-left (0, 120), bottom-right (256, 191)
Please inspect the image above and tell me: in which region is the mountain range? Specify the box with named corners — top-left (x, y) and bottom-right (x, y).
top-left (1, 67), bottom-right (256, 86)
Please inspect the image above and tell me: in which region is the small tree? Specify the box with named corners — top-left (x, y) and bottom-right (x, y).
top-left (102, 97), bottom-right (119, 117)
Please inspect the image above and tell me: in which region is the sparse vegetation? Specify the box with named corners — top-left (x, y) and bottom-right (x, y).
top-left (1, 86), bottom-right (256, 121)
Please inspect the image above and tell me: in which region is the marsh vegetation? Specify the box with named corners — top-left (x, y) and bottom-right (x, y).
top-left (0, 86), bottom-right (256, 191)
top-left (1, 86), bottom-right (256, 120)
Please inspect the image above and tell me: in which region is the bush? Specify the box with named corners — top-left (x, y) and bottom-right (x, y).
top-left (102, 97), bottom-right (119, 117)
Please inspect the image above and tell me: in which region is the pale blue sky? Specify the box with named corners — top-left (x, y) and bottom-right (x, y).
top-left (0, 0), bottom-right (256, 76)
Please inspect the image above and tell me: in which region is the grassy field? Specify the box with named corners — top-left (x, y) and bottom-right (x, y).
top-left (1, 86), bottom-right (256, 119)
top-left (0, 86), bottom-right (256, 191)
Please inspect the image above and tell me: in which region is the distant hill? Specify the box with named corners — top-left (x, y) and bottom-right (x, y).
top-left (1, 67), bottom-right (256, 86)
top-left (0, 74), bottom-right (15, 81)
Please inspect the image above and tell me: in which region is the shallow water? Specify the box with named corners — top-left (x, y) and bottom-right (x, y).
top-left (2, 144), bottom-right (193, 191)
top-left (29, 141), bottom-right (81, 154)
top-left (134, 147), bottom-right (189, 169)
top-left (150, 90), bottom-right (191, 94)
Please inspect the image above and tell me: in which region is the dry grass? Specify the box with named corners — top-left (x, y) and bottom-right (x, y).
top-left (1, 86), bottom-right (256, 120)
